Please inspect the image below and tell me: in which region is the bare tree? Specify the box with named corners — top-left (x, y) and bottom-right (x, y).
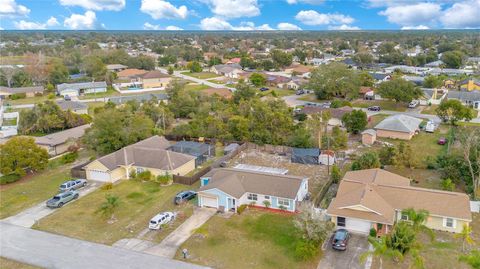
top-left (459, 127), bottom-right (480, 198)
top-left (293, 202), bottom-right (333, 244)
top-left (1, 67), bottom-right (17, 87)
top-left (24, 52), bottom-right (49, 85)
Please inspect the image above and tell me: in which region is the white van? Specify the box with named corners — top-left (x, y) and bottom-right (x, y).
top-left (425, 121), bottom-right (436, 133)
top-left (149, 212), bottom-right (175, 230)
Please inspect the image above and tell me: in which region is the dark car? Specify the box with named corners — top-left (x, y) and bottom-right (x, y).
top-left (332, 229), bottom-right (350, 251)
top-left (259, 87), bottom-right (269, 92)
top-left (295, 89), bottom-right (305, 95)
top-left (367, 106), bottom-right (381, 111)
top-left (174, 190), bottom-right (196, 205)
top-left (438, 137), bottom-right (447, 145)
top-left (64, 95), bottom-right (71, 101)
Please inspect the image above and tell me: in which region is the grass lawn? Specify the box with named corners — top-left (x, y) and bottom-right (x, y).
top-left (184, 72), bottom-right (220, 79)
top-left (87, 101), bottom-right (106, 115)
top-left (33, 180), bottom-right (192, 245)
top-left (352, 99), bottom-right (407, 112)
top-left (371, 213), bottom-right (480, 269)
top-left (259, 88), bottom-right (295, 98)
top-left (6, 95), bottom-right (53, 105)
top-left (185, 83), bottom-right (211, 91)
top-left (421, 104), bottom-right (439, 115)
top-left (208, 79), bottom-right (226, 85)
top-left (0, 151), bottom-right (91, 219)
top-left (175, 209), bottom-right (320, 269)
top-left (0, 257), bottom-right (40, 269)
top-left (366, 113), bottom-right (389, 129)
top-left (298, 94), bottom-right (318, 102)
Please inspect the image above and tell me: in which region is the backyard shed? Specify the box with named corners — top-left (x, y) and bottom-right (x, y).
top-left (168, 141), bottom-right (213, 166)
top-left (291, 148), bottom-right (320, 165)
top-left (361, 129), bottom-right (377, 145)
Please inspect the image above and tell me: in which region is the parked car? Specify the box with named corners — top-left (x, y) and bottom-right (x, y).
top-left (59, 179), bottom-right (87, 192)
top-left (46, 191), bottom-right (79, 208)
top-left (259, 87), bottom-right (269, 92)
top-left (64, 95), bottom-right (71, 101)
top-left (149, 212), bottom-right (175, 230)
top-left (174, 190), bottom-right (197, 205)
top-left (408, 100), bottom-right (419, 108)
top-left (438, 137), bottom-right (447, 145)
top-left (332, 229), bottom-right (350, 251)
top-left (295, 89), bottom-right (305, 95)
top-left (425, 121), bottom-right (436, 133)
top-left (367, 106), bottom-right (381, 111)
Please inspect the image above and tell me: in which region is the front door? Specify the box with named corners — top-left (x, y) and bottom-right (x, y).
top-left (228, 198), bottom-right (236, 211)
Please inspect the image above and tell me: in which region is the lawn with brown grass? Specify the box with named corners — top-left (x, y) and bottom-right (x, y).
top-left (0, 257), bottom-right (40, 269)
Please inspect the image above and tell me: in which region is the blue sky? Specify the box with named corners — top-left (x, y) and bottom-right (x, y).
top-left (1, 0), bottom-right (479, 30)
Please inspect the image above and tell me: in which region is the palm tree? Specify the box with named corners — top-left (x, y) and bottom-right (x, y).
top-left (455, 224), bottom-right (475, 253)
top-left (360, 236), bottom-right (404, 267)
top-left (401, 208), bottom-right (435, 241)
top-left (97, 194), bottom-right (120, 220)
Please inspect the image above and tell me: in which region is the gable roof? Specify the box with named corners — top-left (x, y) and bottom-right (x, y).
top-left (57, 82), bottom-right (107, 92)
top-left (138, 70), bottom-right (170, 79)
top-left (199, 168), bottom-right (306, 199)
top-left (201, 88), bottom-right (233, 99)
top-left (375, 114), bottom-right (422, 133)
top-left (117, 68), bottom-right (148, 78)
top-left (447, 90), bottom-right (480, 102)
top-left (35, 124), bottom-right (90, 146)
top-left (94, 136), bottom-right (195, 171)
top-left (327, 168), bottom-right (472, 224)
top-left (0, 86), bottom-right (44, 94)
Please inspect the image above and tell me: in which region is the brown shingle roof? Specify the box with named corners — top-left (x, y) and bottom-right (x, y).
top-left (199, 168), bottom-right (306, 199)
top-left (327, 169), bottom-right (472, 224)
top-left (138, 70), bottom-right (170, 79)
top-left (117, 68), bottom-right (148, 78)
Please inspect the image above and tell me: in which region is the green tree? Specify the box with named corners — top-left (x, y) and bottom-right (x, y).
top-left (208, 57), bottom-right (222, 67)
top-left (97, 194), bottom-right (120, 220)
top-left (293, 202), bottom-right (333, 245)
top-left (377, 78), bottom-right (422, 103)
top-left (84, 56), bottom-right (106, 79)
top-left (441, 50), bottom-right (464, 69)
top-left (351, 152), bottom-right (380, 170)
top-left (249, 72), bottom-right (267, 87)
top-left (401, 208), bottom-right (434, 240)
top-left (455, 224), bottom-right (475, 253)
top-left (379, 146), bottom-right (397, 165)
top-left (342, 109), bottom-right (367, 134)
top-left (359, 72), bottom-right (374, 87)
top-left (331, 165), bottom-right (341, 183)
top-left (395, 142), bottom-right (415, 168)
top-left (436, 99), bottom-right (474, 125)
top-left (289, 127), bottom-right (313, 148)
top-left (459, 250), bottom-right (480, 269)
top-left (48, 60), bottom-right (69, 85)
top-left (187, 61), bottom-right (202, 73)
top-left (423, 75), bottom-right (443, 88)
top-left (441, 178), bottom-right (455, 191)
top-left (270, 49), bottom-right (293, 68)
top-left (308, 63), bottom-right (361, 100)
top-left (0, 137), bottom-right (48, 176)
top-left (361, 235), bottom-right (403, 266)
top-left (167, 66), bottom-right (174, 75)
top-left (233, 82), bottom-right (257, 103)
top-left (322, 126), bottom-right (348, 150)
top-left (353, 53), bottom-right (374, 66)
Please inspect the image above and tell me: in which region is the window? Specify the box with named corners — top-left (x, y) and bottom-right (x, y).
top-left (337, 217), bottom-right (346, 227)
top-left (264, 195), bottom-right (270, 200)
top-left (444, 218), bottom-right (455, 228)
top-left (247, 193), bottom-right (258, 201)
top-left (136, 167), bottom-right (145, 173)
top-left (401, 213), bottom-right (409, 221)
top-left (278, 198), bottom-right (290, 207)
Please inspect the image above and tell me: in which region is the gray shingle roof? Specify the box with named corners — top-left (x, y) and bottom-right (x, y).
top-left (56, 100), bottom-right (88, 111)
top-left (0, 86), bottom-right (44, 94)
top-left (35, 124), bottom-right (90, 146)
top-left (447, 90), bottom-right (480, 102)
top-left (375, 114), bottom-right (422, 133)
top-left (57, 81), bottom-right (107, 91)
top-left (108, 93), bottom-right (169, 104)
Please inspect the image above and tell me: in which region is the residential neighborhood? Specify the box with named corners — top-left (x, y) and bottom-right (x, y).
top-left (1, 14), bottom-right (480, 269)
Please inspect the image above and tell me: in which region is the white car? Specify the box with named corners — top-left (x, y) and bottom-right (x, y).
top-left (149, 212), bottom-right (175, 230)
top-left (408, 100), bottom-right (419, 108)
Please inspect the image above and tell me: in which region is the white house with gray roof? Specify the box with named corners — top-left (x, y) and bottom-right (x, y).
top-left (447, 91), bottom-right (480, 111)
top-left (57, 81), bottom-right (107, 97)
top-left (375, 114), bottom-right (422, 140)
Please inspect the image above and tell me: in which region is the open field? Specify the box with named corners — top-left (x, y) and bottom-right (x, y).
top-left (184, 72), bottom-right (220, 79)
top-left (6, 95), bottom-right (53, 105)
top-left (175, 209), bottom-right (320, 269)
top-left (185, 83), bottom-right (211, 92)
top-left (258, 87), bottom-right (295, 98)
top-left (298, 94), bottom-right (318, 102)
top-left (352, 99), bottom-right (407, 112)
top-left (34, 180), bottom-right (192, 245)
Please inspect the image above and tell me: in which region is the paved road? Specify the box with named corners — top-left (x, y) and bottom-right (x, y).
top-left (2, 182), bottom-right (100, 228)
top-left (145, 208), bottom-right (216, 258)
top-left (0, 222), bottom-right (207, 269)
top-left (156, 68), bottom-right (236, 91)
top-left (318, 233), bottom-right (371, 269)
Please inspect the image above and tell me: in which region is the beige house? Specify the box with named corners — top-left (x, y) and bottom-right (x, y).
top-left (139, 71), bottom-right (172, 89)
top-left (0, 86), bottom-right (44, 98)
top-left (375, 114), bottom-right (422, 140)
top-left (35, 124), bottom-right (90, 156)
top-left (327, 169), bottom-right (472, 235)
top-left (84, 136), bottom-right (196, 183)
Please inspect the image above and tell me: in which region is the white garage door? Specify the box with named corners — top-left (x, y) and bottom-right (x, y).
top-left (88, 170), bottom-right (110, 182)
top-left (201, 195), bottom-right (218, 208)
top-left (346, 218), bottom-right (371, 234)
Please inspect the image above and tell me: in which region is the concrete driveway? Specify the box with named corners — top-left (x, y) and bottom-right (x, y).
top-left (145, 207), bottom-right (216, 258)
top-left (318, 233), bottom-right (371, 269)
top-left (2, 181), bottom-right (100, 228)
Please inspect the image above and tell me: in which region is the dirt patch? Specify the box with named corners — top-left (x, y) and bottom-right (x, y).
top-left (226, 149), bottom-right (330, 198)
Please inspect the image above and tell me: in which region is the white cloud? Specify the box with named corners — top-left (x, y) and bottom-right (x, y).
top-left (205, 0), bottom-right (260, 19)
top-left (59, 0), bottom-right (125, 11)
top-left (13, 16), bottom-right (59, 30)
top-left (328, 24), bottom-right (361, 30)
top-left (143, 23), bottom-right (183, 30)
top-left (378, 3), bottom-right (441, 28)
top-left (140, 0), bottom-right (188, 20)
top-left (0, 0), bottom-right (30, 17)
top-left (199, 17), bottom-right (273, 30)
top-left (64, 11), bottom-right (98, 30)
top-left (277, 22), bottom-right (302, 30)
top-left (295, 10), bottom-right (354, 25)
top-left (166, 25), bottom-right (183, 30)
top-left (287, 0), bottom-right (324, 4)
top-left (401, 25), bottom-right (430, 30)
top-left (441, 0), bottom-right (480, 29)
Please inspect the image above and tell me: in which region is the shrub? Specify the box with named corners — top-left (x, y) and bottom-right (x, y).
top-left (294, 240), bottom-right (318, 261)
top-left (331, 100), bottom-right (352, 108)
top-left (129, 170), bottom-right (137, 179)
top-left (249, 201), bottom-right (257, 207)
top-left (331, 165), bottom-right (341, 183)
top-left (441, 178), bottom-right (455, 191)
top-left (263, 200), bottom-right (271, 208)
top-left (279, 205), bottom-right (287, 211)
top-left (156, 174), bottom-right (172, 185)
top-left (101, 182), bottom-right (113, 190)
top-left (0, 174), bottom-right (21, 185)
top-left (369, 228), bottom-right (377, 237)
top-left (47, 93), bottom-right (56, 99)
top-left (137, 170), bottom-right (153, 181)
top-left (10, 93), bottom-right (26, 100)
top-left (60, 151), bottom-right (78, 164)
top-left (237, 204), bottom-right (247, 214)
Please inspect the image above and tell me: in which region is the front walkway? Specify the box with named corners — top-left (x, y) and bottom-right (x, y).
top-left (144, 207), bottom-right (216, 258)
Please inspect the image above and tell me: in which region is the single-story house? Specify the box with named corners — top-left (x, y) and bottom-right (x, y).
top-left (420, 88), bottom-right (448, 106)
top-left (459, 79), bottom-right (480, 92)
top-left (374, 114), bottom-right (422, 140)
top-left (327, 169), bottom-right (472, 234)
top-left (369, 73), bottom-right (391, 84)
top-left (106, 64), bottom-right (128, 72)
top-left (136, 70), bottom-right (171, 89)
top-left (361, 129), bottom-right (376, 145)
top-left (210, 64), bottom-right (243, 79)
top-left (201, 88), bottom-right (233, 100)
top-left (359, 87), bottom-right (375, 100)
top-left (56, 100), bottom-right (88, 114)
top-left (168, 141), bottom-right (213, 166)
top-left (425, 60), bottom-right (444, 68)
top-left (286, 78), bottom-right (308, 90)
top-left (198, 168), bottom-right (308, 212)
top-left (116, 68), bottom-right (148, 80)
top-left (266, 75), bottom-right (291, 88)
top-left (108, 93), bottom-right (169, 105)
top-left (447, 90), bottom-right (480, 111)
top-left (284, 64), bottom-right (313, 76)
top-left (0, 86), bottom-right (44, 99)
top-left (84, 136), bottom-right (196, 183)
top-left (57, 82), bottom-right (107, 97)
top-left (34, 124), bottom-right (90, 156)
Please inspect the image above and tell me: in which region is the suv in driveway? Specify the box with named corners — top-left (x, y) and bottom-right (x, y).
top-left (174, 190), bottom-right (196, 205)
top-left (46, 191), bottom-right (79, 208)
top-left (332, 229), bottom-right (350, 251)
top-left (149, 212), bottom-right (175, 230)
top-left (59, 179), bottom-right (87, 192)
